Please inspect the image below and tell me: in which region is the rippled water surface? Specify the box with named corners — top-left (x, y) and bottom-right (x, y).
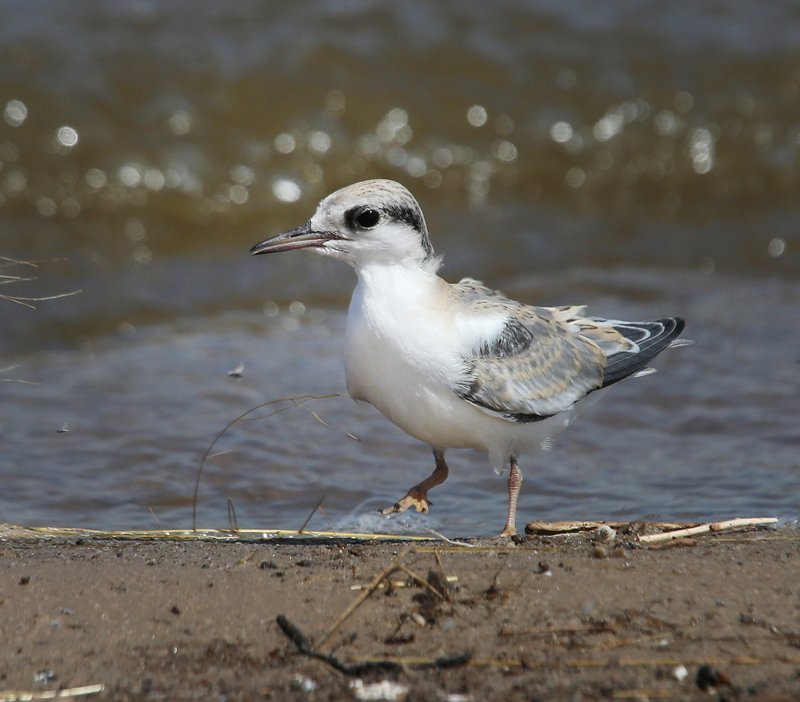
top-left (1, 2), bottom-right (798, 534)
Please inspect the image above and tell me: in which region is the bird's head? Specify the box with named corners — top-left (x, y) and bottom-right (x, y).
top-left (250, 179), bottom-right (435, 268)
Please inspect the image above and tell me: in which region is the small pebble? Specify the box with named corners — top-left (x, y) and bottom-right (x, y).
top-left (351, 679), bottom-right (409, 702)
top-left (410, 611), bottom-right (426, 627)
top-left (696, 664), bottom-right (730, 691)
top-left (291, 674), bottom-right (317, 693)
top-left (594, 524), bottom-right (616, 542)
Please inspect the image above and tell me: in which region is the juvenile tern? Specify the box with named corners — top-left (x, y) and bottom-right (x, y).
top-left (251, 179), bottom-right (686, 536)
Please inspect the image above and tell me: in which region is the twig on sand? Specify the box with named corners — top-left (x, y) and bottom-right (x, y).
top-left (523, 517), bottom-right (779, 544)
top-left (276, 615), bottom-right (470, 675)
top-left (639, 517), bottom-right (778, 544)
top-left (525, 520), bottom-right (686, 535)
top-left (277, 615), bottom-right (401, 675)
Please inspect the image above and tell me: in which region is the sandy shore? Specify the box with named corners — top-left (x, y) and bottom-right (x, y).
top-left (1, 524), bottom-right (798, 701)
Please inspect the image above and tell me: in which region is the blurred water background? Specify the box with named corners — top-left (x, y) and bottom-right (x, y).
top-left (1, 1), bottom-right (798, 535)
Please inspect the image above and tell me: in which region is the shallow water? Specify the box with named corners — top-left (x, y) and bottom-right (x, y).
top-left (1, 2), bottom-right (798, 535)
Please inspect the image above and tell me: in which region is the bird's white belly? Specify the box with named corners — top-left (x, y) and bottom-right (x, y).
top-left (344, 321), bottom-right (479, 449)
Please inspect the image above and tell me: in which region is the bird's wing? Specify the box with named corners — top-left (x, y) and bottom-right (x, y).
top-left (451, 279), bottom-right (606, 422)
top-left (450, 279), bottom-right (685, 423)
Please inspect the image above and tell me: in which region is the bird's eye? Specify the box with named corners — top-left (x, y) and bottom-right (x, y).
top-left (354, 208), bottom-right (380, 229)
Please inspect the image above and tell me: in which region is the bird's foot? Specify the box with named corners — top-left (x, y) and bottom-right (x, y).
top-left (380, 489), bottom-right (431, 516)
top-left (498, 525), bottom-right (517, 538)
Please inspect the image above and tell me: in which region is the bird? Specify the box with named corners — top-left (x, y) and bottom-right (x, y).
top-left (250, 179), bottom-right (686, 537)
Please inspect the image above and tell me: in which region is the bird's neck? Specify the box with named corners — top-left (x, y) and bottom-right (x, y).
top-left (354, 260), bottom-right (440, 300)
top-left (350, 261), bottom-right (449, 334)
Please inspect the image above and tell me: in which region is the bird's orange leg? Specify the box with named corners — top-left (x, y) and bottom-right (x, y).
top-left (499, 455), bottom-right (523, 537)
top-left (381, 449), bottom-right (449, 516)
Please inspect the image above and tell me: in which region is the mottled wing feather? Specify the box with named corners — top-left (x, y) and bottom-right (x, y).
top-left (450, 279), bottom-right (685, 423)
top-left (462, 316), bottom-right (605, 421)
top-left (451, 280), bottom-right (606, 421)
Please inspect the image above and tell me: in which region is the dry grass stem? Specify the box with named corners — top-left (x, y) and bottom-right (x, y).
top-left (0, 257), bottom-right (82, 309)
top-left (0, 683), bottom-right (105, 701)
top-left (427, 529), bottom-right (476, 547)
top-left (298, 496), bottom-right (325, 534)
top-left (226, 498), bottom-right (239, 533)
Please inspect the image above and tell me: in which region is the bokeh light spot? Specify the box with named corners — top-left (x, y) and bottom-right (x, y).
top-left (57, 126), bottom-right (79, 148)
top-left (467, 104), bottom-right (488, 127)
top-left (168, 110), bottom-right (193, 135)
top-left (550, 121), bottom-right (573, 144)
top-left (272, 177), bottom-right (301, 202)
top-left (3, 99), bottom-right (28, 127)
top-left (767, 238), bottom-right (786, 257)
top-left (274, 133), bottom-right (296, 154)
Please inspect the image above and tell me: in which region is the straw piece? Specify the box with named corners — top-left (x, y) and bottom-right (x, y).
top-left (0, 683), bottom-right (104, 702)
top-left (0, 523), bottom-right (432, 542)
top-left (639, 517), bottom-right (778, 544)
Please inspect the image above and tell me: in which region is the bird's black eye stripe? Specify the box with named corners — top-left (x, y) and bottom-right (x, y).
top-left (383, 204), bottom-right (423, 234)
top-left (347, 207), bottom-right (381, 230)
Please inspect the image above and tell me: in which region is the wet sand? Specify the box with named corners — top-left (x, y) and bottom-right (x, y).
top-left (1, 525), bottom-right (798, 701)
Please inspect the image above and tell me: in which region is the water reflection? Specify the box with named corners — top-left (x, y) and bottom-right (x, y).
top-left (1, 1), bottom-right (798, 531)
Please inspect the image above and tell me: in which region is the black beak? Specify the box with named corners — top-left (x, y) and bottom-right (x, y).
top-left (249, 222), bottom-right (347, 255)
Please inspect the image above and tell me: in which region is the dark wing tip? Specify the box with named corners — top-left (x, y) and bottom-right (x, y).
top-left (601, 317), bottom-right (686, 389)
